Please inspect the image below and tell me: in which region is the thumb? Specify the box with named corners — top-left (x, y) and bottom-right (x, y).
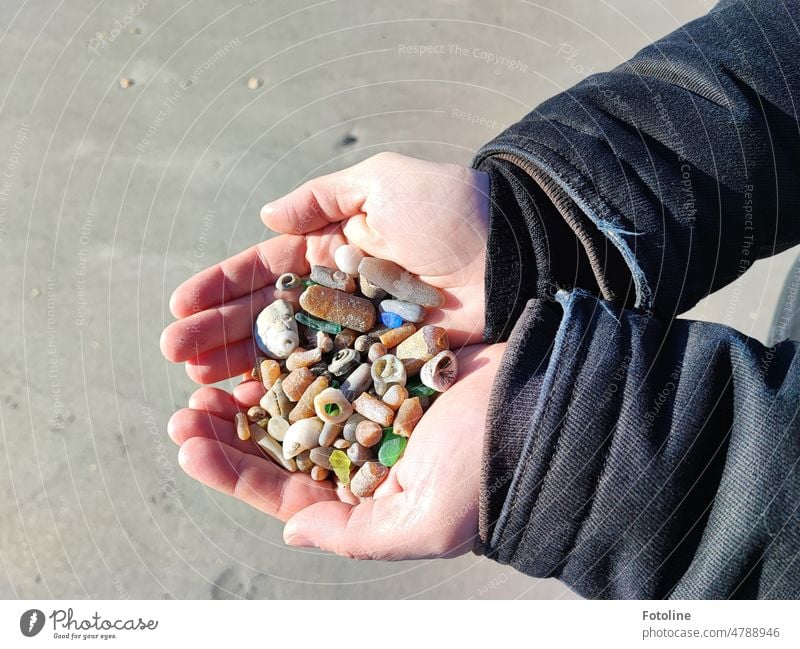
top-left (261, 167), bottom-right (369, 234)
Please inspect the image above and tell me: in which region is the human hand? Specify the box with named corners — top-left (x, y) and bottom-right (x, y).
top-left (168, 342), bottom-right (505, 559)
top-left (160, 152), bottom-right (489, 384)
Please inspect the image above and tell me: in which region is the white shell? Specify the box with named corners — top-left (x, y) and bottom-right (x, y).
top-left (420, 350), bottom-right (458, 392)
top-left (313, 387), bottom-right (354, 424)
top-left (334, 244), bottom-right (365, 276)
top-left (254, 299), bottom-right (299, 359)
top-left (370, 354), bottom-right (407, 397)
top-left (282, 417), bottom-right (324, 459)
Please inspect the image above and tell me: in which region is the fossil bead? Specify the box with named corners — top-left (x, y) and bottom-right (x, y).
top-left (394, 397), bottom-right (423, 437)
top-left (286, 347), bottom-right (323, 371)
top-left (299, 285), bottom-right (376, 333)
top-left (283, 417), bottom-right (324, 459)
top-left (334, 244), bottom-right (365, 276)
top-left (309, 446), bottom-right (334, 470)
top-left (420, 350), bottom-right (458, 392)
top-left (358, 257), bottom-right (445, 307)
top-left (370, 354), bottom-right (407, 397)
top-left (327, 347), bottom-right (361, 377)
top-left (368, 342), bottom-right (387, 362)
top-left (318, 421), bottom-right (342, 447)
top-left (251, 426), bottom-right (297, 472)
top-left (267, 416), bottom-right (290, 442)
top-left (282, 367), bottom-right (315, 402)
top-left (379, 323), bottom-right (416, 348)
top-left (350, 461), bottom-right (389, 498)
top-left (310, 265), bottom-right (356, 292)
top-left (379, 299), bottom-right (427, 323)
top-left (340, 363), bottom-right (373, 401)
top-left (275, 272), bottom-right (302, 291)
top-left (353, 392), bottom-right (395, 427)
top-left (313, 387), bottom-right (353, 424)
top-left (235, 412), bottom-right (251, 441)
top-left (288, 376), bottom-right (329, 423)
top-left (394, 325), bottom-right (449, 375)
top-left (258, 359), bottom-right (281, 390)
top-left (311, 466), bottom-right (330, 481)
top-left (253, 299), bottom-right (300, 359)
top-left (246, 406), bottom-right (268, 423)
top-left (347, 442), bottom-right (376, 466)
top-left (355, 420), bottom-right (383, 448)
top-left (382, 384), bottom-right (408, 410)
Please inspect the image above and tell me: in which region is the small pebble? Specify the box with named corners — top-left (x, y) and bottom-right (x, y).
top-left (295, 450), bottom-right (314, 473)
top-left (268, 416), bottom-right (290, 442)
top-left (379, 299), bottom-right (427, 323)
top-left (358, 258), bottom-right (445, 307)
top-left (282, 367), bottom-right (315, 401)
top-left (359, 274), bottom-right (387, 299)
top-left (355, 420), bottom-right (383, 447)
top-left (261, 377), bottom-right (293, 417)
top-left (316, 331), bottom-right (333, 353)
top-left (295, 311), bottom-right (343, 335)
top-left (258, 359), bottom-right (281, 390)
top-left (368, 342), bottom-right (387, 363)
top-left (394, 397), bottom-right (423, 437)
top-left (310, 265), bottom-right (356, 292)
top-left (318, 421), bottom-right (342, 447)
top-left (382, 384), bottom-right (408, 410)
top-left (247, 76), bottom-right (263, 89)
top-left (288, 376), bottom-right (329, 423)
top-left (246, 406), bottom-right (267, 422)
top-left (380, 312), bottom-right (404, 329)
top-left (334, 245), bottom-right (365, 276)
top-left (286, 347), bottom-right (323, 371)
top-left (251, 356), bottom-right (267, 381)
top-left (347, 442), bottom-right (376, 466)
top-left (333, 438), bottom-right (351, 450)
top-left (394, 325), bottom-right (449, 375)
top-left (353, 392), bottom-right (394, 427)
top-left (350, 461), bottom-right (389, 498)
top-left (235, 412), bottom-right (251, 441)
top-left (343, 413), bottom-right (367, 443)
top-left (379, 323), bottom-right (416, 348)
top-left (119, 77), bottom-right (133, 89)
top-left (300, 285), bottom-right (376, 333)
top-left (377, 430), bottom-right (408, 467)
top-left (275, 272), bottom-right (302, 291)
top-left (329, 449), bottom-right (352, 484)
top-left (333, 328), bottom-right (357, 351)
top-left (420, 350), bottom-right (458, 392)
top-left (311, 466), bottom-right (329, 481)
top-left (310, 446), bottom-right (334, 470)
top-left (283, 418), bottom-right (324, 459)
top-left (251, 426), bottom-right (297, 472)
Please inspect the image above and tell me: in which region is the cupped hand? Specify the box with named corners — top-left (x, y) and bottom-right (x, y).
top-left (168, 343), bottom-right (505, 559)
top-left (160, 152), bottom-right (489, 384)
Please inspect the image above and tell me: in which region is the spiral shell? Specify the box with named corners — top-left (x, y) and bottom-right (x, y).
top-left (370, 354), bottom-right (407, 397)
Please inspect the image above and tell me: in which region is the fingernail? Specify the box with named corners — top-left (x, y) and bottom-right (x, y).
top-left (260, 203), bottom-right (275, 218)
top-left (284, 524), bottom-right (315, 548)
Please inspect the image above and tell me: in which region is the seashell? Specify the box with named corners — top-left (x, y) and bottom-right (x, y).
top-left (394, 325), bottom-right (449, 375)
top-left (368, 342), bottom-right (387, 362)
top-left (318, 421), bottom-right (342, 447)
top-left (358, 274), bottom-right (387, 299)
top-left (355, 420), bottom-right (382, 448)
top-left (334, 244), bottom-right (365, 276)
top-left (420, 350), bottom-right (458, 392)
top-left (282, 418), bottom-right (324, 459)
top-left (352, 392), bottom-right (395, 427)
top-left (379, 299), bottom-right (427, 324)
top-left (267, 416), bottom-right (290, 442)
top-left (246, 406), bottom-right (267, 423)
top-left (316, 331), bottom-right (333, 353)
top-left (328, 347), bottom-right (361, 377)
top-left (281, 367), bottom-right (315, 402)
top-left (253, 299), bottom-right (300, 359)
top-left (343, 413), bottom-right (367, 443)
top-left (357, 258), bottom-right (444, 307)
top-left (350, 461), bottom-right (389, 498)
top-left (258, 359), bottom-right (281, 390)
top-left (370, 354), bottom-right (407, 397)
top-left (340, 363), bottom-right (373, 401)
top-left (261, 377), bottom-right (293, 418)
top-left (288, 376), bottom-right (329, 423)
top-left (347, 442), bottom-right (376, 467)
top-left (382, 384), bottom-right (408, 410)
top-left (310, 446), bottom-right (334, 470)
top-left (235, 412), bottom-right (251, 441)
top-left (286, 347), bottom-right (323, 371)
top-left (295, 450), bottom-right (314, 473)
top-left (313, 387), bottom-right (353, 424)
top-left (379, 323), bottom-right (416, 348)
top-left (310, 265), bottom-right (356, 292)
top-left (311, 466), bottom-right (329, 481)
top-left (394, 397), bottom-right (423, 437)
top-left (299, 285), bottom-right (376, 333)
top-left (251, 426), bottom-right (297, 472)
top-left (275, 272), bottom-right (302, 291)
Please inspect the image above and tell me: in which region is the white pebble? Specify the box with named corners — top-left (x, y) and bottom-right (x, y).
top-left (334, 245), bottom-right (365, 276)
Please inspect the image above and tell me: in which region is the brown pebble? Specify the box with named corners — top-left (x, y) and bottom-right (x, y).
top-left (286, 347), bottom-right (322, 371)
top-left (379, 323), bottom-right (416, 348)
top-left (368, 342), bottom-right (387, 362)
top-left (359, 274), bottom-right (387, 299)
top-left (295, 450), bottom-right (314, 473)
top-left (299, 285), bottom-right (376, 333)
top-left (352, 392), bottom-right (394, 427)
top-left (382, 385), bottom-right (408, 410)
top-left (343, 413), bottom-right (367, 442)
top-left (235, 412), bottom-right (251, 440)
top-left (247, 76), bottom-right (262, 89)
top-left (347, 442), bottom-right (376, 466)
top-left (119, 77), bottom-right (133, 89)
top-left (358, 258), bottom-right (445, 307)
top-left (310, 265), bottom-right (356, 292)
top-left (282, 367), bottom-right (315, 401)
top-left (350, 461), bottom-right (389, 497)
top-left (394, 397), bottom-right (423, 437)
top-left (394, 325), bottom-right (449, 375)
top-left (309, 446), bottom-right (334, 470)
top-left (333, 328), bottom-right (357, 351)
top-left (316, 331), bottom-right (333, 353)
top-left (311, 466), bottom-right (329, 481)
top-left (251, 356), bottom-right (267, 381)
top-left (288, 376), bottom-right (330, 423)
top-left (355, 420), bottom-right (382, 447)
top-left (246, 406), bottom-right (268, 422)
top-left (259, 359), bottom-right (281, 390)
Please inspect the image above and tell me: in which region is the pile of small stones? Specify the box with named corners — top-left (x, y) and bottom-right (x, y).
top-left (234, 245), bottom-right (458, 498)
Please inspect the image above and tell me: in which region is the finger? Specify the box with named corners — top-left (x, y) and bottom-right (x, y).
top-left (260, 167), bottom-right (368, 234)
top-left (232, 380), bottom-right (266, 408)
top-left (184, 337), bottom-right (258, 384)
top-left (167, 408), bottom-right (258, 456)
top-left (187, 386), bottom-right (242, 418)
top-left (178, 437), bottom-right (338, 521)
top-left (169, 235), bottom-right (307, 318)
top-left (283, 493), bottom-right (434, 560)
top-left (161, 285), bottom-right (278, 363)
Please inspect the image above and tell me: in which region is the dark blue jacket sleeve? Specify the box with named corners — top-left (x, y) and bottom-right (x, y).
top-left (479, 291), bottom-right (800, 599)
top-left (474, 0), bottom-right (800, 340)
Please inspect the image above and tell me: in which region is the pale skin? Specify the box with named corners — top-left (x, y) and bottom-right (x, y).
top-left (160, 152), bottom-right (504, 559)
